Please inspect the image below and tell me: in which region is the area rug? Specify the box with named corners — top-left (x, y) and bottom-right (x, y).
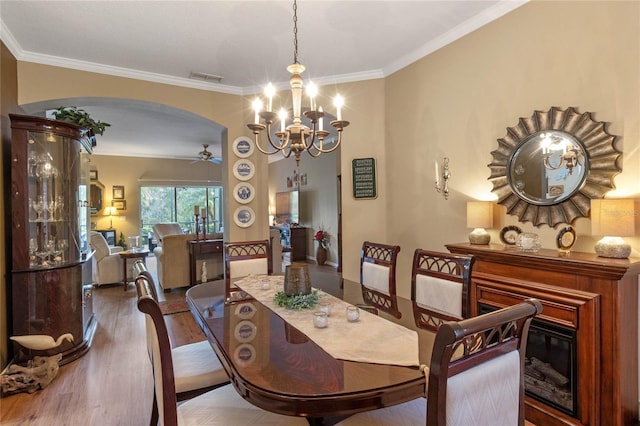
top-left (159, 300), bottom-right (190, 315)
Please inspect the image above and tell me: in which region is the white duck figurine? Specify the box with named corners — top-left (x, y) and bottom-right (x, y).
top-left (10, 333), bottom-right (74, 350)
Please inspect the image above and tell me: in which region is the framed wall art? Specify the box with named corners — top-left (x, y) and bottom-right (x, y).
top-left (112, 199), bottom-right (127, 211)
top-left (89, 169), bottom-right (98, 181)
top-left (112, 185), bottom-right (125, 200)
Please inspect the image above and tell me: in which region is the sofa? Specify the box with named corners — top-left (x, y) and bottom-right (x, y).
top-left (152, 223), bottom-right (224, 291)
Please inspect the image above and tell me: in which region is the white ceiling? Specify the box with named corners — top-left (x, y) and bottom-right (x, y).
top-left (1, 0), bottom-right (526, 161)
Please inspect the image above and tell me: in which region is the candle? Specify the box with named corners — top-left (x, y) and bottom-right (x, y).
top-left (333, 95), bottom-right (344, 121)
top-left (314, 311), bottom-right (328, 328)
top-left (318, 106), bottom-right (324, 131)
top-left (252, 98), bottom-right (262, 124)
top-left (346, 306), bottom-right (360, 322)
top-left (264, 83), bottom-right (275, 112)
top-left (278, 108), bottom-right (287, 132)
top-left (435, 161), bottom-right (440, 182)
top-left (307, 82), bottom-right (318, 112)
top-left (194, 205), bottom-right (200, 215)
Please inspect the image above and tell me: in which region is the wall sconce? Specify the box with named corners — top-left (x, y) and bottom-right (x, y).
top-left (539, 132), bottom-right (583, 175)
top-left (103, 206), bottom-right (118, 229)
top-left (435, 157), bottom-right (451, 199)
top-left (590, 199), bottom-right (636, 258)
top-left (467, 201), bottom-right (493, 244)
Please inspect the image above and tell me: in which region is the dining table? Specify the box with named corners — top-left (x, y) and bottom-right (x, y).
top-left (186, 275), bottom-right (435, 424)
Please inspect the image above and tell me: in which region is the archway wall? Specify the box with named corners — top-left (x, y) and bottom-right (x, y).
top-left (15, 62), bottom-right (273, 244)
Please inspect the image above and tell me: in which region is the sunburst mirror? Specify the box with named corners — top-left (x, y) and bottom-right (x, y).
top-left (488, 107), bottom-right (621, 227)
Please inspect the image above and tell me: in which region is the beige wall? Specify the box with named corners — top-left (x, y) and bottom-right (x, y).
top-left (0, 41), bottom-right (20, 368)
top-left (383, 0), bottom-right (640, 296)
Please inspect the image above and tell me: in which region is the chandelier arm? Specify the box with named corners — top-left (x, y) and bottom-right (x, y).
top-left (253, 133), bottom-right (281, 156)
top-left (264, 122), bottom-right (292, 151)
top-left (310, 131), bottom-right (343, 154)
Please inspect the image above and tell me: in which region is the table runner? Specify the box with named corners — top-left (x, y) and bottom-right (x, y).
top-left (235, 275), bottom-right (420, 367)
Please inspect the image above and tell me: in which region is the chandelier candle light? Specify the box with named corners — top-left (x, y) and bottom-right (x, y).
top-left (247, 0), bottom-right (349, 165)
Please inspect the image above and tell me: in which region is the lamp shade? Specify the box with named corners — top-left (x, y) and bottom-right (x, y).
top-left (467, 201), bottom-right (494, 229)
top-left (591, 199), bottom-right (636, 258)
top-left (590, 199), bottom-right (635, 237)
top-left (103, 206), bottom-right (118, 217)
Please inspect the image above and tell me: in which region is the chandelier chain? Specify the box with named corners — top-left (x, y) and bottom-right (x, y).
top-left (292, 0), bottom-right (298, 64)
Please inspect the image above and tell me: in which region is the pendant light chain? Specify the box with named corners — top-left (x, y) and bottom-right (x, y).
top-left (292, 0), bottom-right (299, 64)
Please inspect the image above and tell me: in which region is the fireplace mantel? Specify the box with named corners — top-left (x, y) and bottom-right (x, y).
top-left (447, 243), bottom-right (640, 426)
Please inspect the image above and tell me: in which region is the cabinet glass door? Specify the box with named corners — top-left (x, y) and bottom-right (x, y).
top-left (26, 130), bottom-right (85, 268)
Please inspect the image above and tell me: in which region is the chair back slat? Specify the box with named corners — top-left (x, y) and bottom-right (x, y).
top-left (411, 250), bottom-right (474, 331)
top-left (359, 241), bottom-right (401, 318)
top-left (427, 298), bottom-right (542, 426)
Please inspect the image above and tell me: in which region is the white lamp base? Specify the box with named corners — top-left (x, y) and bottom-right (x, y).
top-left (469, 228), bottom-right (490, 245)
top-left (594, 237), bottom-right (631, 258)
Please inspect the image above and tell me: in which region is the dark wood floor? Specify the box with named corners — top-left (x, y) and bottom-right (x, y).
top-left (0, 257), bottom-right (341, 426)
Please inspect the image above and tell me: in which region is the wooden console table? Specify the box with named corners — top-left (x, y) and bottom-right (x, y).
top-left (188, 239), bottom-right (223, 286)
top-left (446, 243), bottom-right (640, 426)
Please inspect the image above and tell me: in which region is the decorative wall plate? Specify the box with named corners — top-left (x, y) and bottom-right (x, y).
top-left (232, 159), bottom-right (255, 181)
top-left (234, 320), bottom-right (257, 343)
top-left (233, 343), bottom-right (256, 366)
top-left (233, 206), bottom-right (255, 228)
top-left (233, 182), bottom-right (255, 204)
top-left (232, 136), bottom-right (254, 158)
top-left (234, 302), bottom-right (256, 319)
top-left (500, 225), bottom-right (522, 245)
top-left (556, 226), bottom-right (577, 253)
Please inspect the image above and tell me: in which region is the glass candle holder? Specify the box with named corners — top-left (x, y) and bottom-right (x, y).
top-left (313, 311), bottom-right (328, 328)
top-left (346, 305), bottom-right (360, 322)
top-left (318, 300), bottom-right (332, 316)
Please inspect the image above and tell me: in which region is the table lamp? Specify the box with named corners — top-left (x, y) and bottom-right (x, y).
top-left (590, 199), bottom-right (636, 258)
top-left (103, 206), bottom-right (118, 229)
top-left (467, 201), bottom-right (493, 244)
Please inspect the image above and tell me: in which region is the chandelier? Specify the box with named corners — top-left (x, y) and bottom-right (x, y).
top-left (247, 0), bottom-right (349, 165)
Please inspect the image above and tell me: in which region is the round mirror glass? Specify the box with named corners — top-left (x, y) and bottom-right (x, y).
top-left (507, 130), bottom-right (588, 206)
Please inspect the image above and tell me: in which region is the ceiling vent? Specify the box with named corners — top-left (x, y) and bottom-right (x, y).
top-left (189, 71), bottom-right (224, 83)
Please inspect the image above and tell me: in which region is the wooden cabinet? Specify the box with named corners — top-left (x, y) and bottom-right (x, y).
top-left (188, 239), bottom-right (224, 285)
top-left (447, 243), bottom-right (640, 426)
top-left (277, 226), bottom-right (307, 261)
top-left (9, 114), bottom-right (96, 365)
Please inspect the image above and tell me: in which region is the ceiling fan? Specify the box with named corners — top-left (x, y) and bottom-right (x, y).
top-left (191, 144), bottom-right (222, 164)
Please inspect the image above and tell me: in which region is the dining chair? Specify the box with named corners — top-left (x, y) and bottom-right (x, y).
top-left (359, 241), bottom-right (401, 318)
top-left (411, 249), bottom-right (474, 332)
top-left (135, 275), bottom-right (306, 426)
top-left (224, 240), bottom-right (272, 298)
top-left (132, 263), bottom-right (229, 425)
top-left (336, 298), bottom-right (543, 426)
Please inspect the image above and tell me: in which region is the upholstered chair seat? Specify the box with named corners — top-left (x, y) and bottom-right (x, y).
top-left (172, 340), bottom-right (228, 394)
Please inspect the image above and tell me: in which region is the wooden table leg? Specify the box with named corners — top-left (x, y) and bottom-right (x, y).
top-left (123, 258), bottom-right (128, 291)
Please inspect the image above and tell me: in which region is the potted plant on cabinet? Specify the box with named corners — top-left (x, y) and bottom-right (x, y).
top-left (51, 106), bottom-right (111, 146)
top-left (314, 228), bottom-right (328, 266)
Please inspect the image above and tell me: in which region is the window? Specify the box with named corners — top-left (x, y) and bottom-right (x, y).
top-left (140, 185), bottom-right (223, 245)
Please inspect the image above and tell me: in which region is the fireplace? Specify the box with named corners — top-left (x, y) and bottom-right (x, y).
top-left (480, 304), bottom-right (578, 417)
